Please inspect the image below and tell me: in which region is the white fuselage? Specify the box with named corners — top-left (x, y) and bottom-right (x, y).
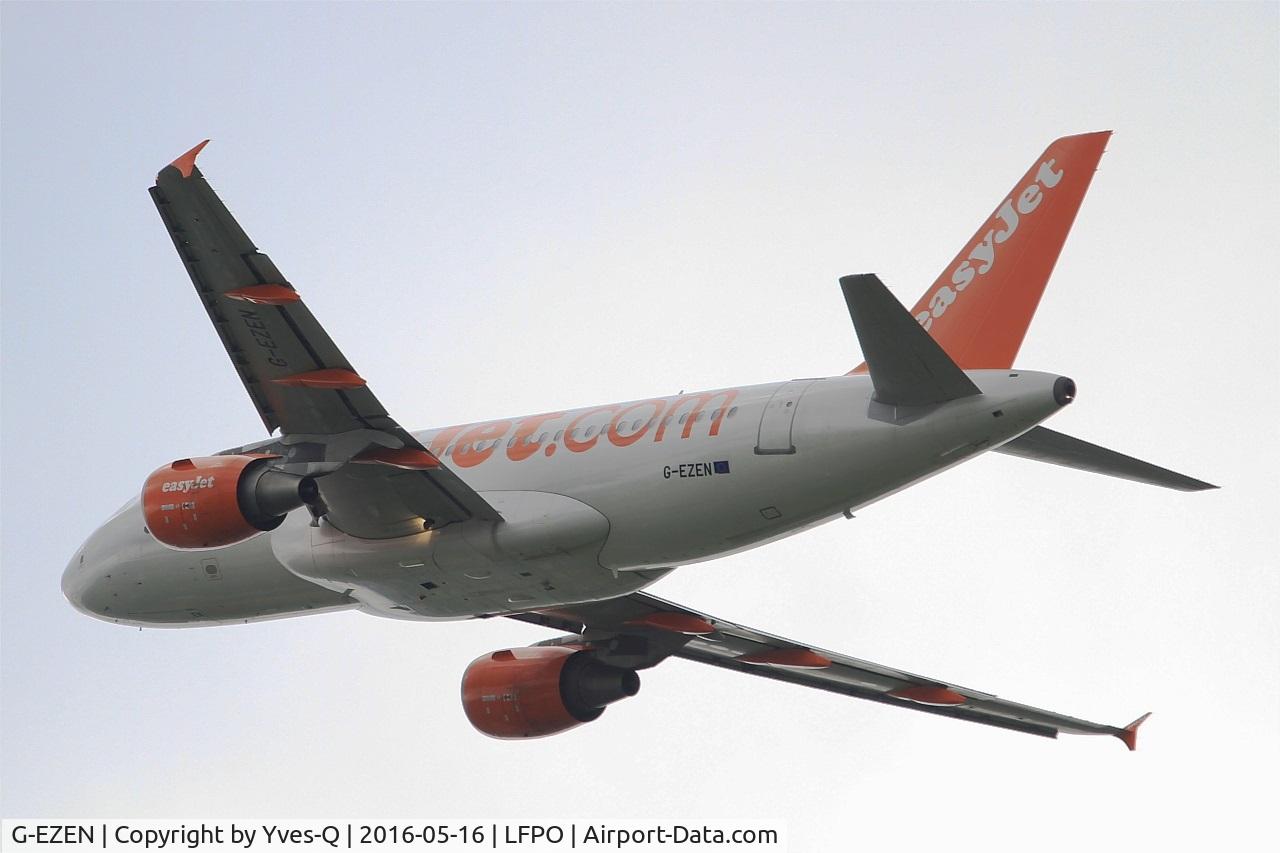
top-left (62, 370), bottom-right (1067, 627)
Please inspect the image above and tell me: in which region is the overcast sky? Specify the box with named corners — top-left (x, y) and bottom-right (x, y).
top-left (2, 2), bottom-right (1277, 849)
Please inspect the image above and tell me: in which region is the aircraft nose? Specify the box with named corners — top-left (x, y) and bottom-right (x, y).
top-left (61, 542), bottom-right (103, 616)
top-left (62, 541), bottom-right (112, 620)
top-left (61, 546), bottom-right (87, 604)
top-left (62, 514), bottom-right (137, 623)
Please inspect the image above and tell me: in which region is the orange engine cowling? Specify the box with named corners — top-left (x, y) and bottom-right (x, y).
top-left (461, 646), bottom-right (640, 739)
top-left (141, 455), bottom-right (318, 549)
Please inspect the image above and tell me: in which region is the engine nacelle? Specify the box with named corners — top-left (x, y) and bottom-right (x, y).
top-left (141, 455), bottom-right (317, 549)
top-left (461, 646), bottom-right (640, 739)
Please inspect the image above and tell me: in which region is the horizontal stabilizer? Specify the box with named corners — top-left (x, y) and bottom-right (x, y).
top-left (995, 427), bottom-right (1217, 491)
top-left (841, 274), bottom-right (982, 407)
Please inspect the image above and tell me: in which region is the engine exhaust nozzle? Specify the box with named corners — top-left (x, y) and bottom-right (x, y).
top-left (1053, 376), bottom-right (1077, 407)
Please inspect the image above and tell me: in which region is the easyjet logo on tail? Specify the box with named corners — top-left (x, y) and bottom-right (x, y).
top-left (915, 158), bottom-right (1064, 331)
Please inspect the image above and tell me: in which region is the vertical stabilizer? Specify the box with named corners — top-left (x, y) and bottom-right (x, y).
top-left (852, 132), bottom-right (1111, 372)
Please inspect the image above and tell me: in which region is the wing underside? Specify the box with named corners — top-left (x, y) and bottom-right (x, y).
top-left (150, 142), bottom-right (499, 537)
top-left (512, 592), bottom-right (1149, 748)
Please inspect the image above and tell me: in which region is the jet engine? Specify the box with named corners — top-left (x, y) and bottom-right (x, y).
top-left (141, 455), bottom-right (318, 549)
top-left (461, 646), bottom-right (640, 739)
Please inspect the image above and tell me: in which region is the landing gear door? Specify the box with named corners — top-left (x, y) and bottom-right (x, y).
top-left (755, 380), bottom-right (817, 455)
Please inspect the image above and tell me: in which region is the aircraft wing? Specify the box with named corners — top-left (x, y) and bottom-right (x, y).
top-left (512, 591), bottom-right (1149, 749)
top-left (150, 142), bottom-right (499, 537)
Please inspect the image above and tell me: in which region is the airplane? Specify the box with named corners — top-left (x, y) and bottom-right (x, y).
top-left (62, 131), bottom-right (1214, 749)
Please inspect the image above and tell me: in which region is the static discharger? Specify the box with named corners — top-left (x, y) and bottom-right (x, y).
top-left (273, 369), bottom-right (367, 389)
top-left (224, 284), bottom-right (301, 305)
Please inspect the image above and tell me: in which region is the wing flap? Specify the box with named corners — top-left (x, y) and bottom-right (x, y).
top-left (675, 641), bottom-right (1058, 740)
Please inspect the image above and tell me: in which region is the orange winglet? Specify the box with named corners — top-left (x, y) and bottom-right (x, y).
top-left (1116, 712), bottom-right (1151, 752)
top-left (170, 139), bottom-right (210, 178)
top-left (225, 284), bottom-right (301, 305)
top-left (737, 648), bottom-right (833, 669)
top-left (272, 368), bottom-right (367, 389)
top-left (889, 685), bottom-right (967, 706)
top-left (625, 612), bottom-right (715, 635)
top-left (354, 447), bottom-right (441, 470)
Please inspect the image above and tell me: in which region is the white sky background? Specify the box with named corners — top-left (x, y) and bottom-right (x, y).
top-left (2, 1), bottom-right (1277, 848)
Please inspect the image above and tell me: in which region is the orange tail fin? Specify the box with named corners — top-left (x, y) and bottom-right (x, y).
top-left (851, 131), bottom-right (1111, 372)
